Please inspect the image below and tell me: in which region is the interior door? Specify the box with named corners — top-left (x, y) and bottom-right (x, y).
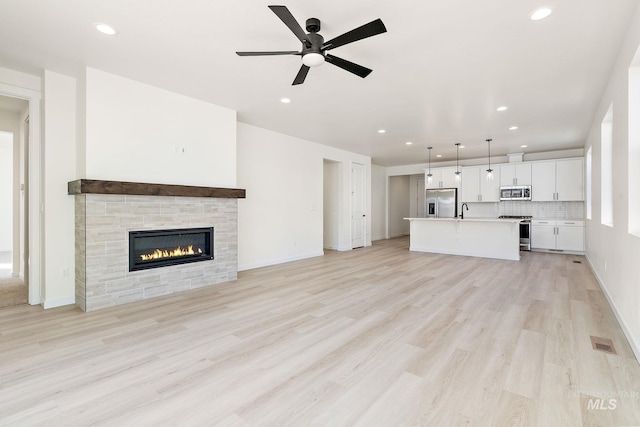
top-left (351, 163), bottom-right (365, 248)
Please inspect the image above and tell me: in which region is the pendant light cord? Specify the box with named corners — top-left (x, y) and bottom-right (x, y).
top-left (486, 138), bottom-right (493, 173)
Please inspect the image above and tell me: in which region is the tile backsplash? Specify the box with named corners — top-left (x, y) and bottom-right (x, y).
top-left (465, 201), bottom-right (584, 219)
top-left (498, 201), bottom-right (584, 219)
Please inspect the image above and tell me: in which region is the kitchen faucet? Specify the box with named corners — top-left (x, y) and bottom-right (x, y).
top-left (460, 203), bottom-right (469, 219)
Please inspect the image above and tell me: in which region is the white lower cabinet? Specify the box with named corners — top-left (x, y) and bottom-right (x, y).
top-left (531, 221), bottom-right (556, 249)
top-left (531, 219), bottom-right (584, 252)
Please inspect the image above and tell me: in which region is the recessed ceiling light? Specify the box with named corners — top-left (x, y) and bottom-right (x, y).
top-left (280, 98), bottom-right (291, 103)
top-left (95, 23), bottom-right (118, 35)
top-left (378, 129), bottom-right (386, 134)
top-left (459, 145), bottom-right (465, 148)
top-left (531, 7), bottom-right (553, 21)
top-left (509, 126), bottom-right (519, 130)
top-left (405, 142), bottom-right (413, 145)
top-left (497, 106), bottom-right (508, 112)
top-left (436, 154), bottom-right (442, 158)
top-left (521, 145), bottom-right (528, 148)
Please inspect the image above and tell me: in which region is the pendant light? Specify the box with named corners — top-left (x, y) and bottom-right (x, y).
top-left (454, 143), bottom-right (461, 182)
top-left (427, 146), bottom-right (433, 184)
top-left (486, 138), bottom-right (494, 181)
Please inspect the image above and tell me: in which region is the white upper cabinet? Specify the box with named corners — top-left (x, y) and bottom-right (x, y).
top-left (426, 167), bottom-right (461, 189)
top-left (531, 161), bottom-right (556, 201)
top-left (441, 166), bottom-right (461, 188)
top-left (461, 165), bottom-right (500, 202)
top-left (499, 163), bottom-right (532, 186)
top-left (425, 169), bottom-right (439, 189)
top-left (556, 158), bottom-right (584, 201)
top-left (532, 158), bottom-right (583, 201)
top-left (461, 166), bottom-right (480, 202)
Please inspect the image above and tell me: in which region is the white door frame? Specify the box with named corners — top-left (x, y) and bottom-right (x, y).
top-left (0, 82), bottom-right (43, 305)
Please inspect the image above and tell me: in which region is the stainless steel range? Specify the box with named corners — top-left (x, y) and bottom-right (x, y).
top-left (499, 215), bottom-right (532, 251)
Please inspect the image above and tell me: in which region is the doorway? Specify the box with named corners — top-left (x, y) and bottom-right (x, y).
top-left (0, 131), bottom-right (12, 278)
top-left (351, 162), bottom-right (365, 248)
top-left (388, 175), bottom-right (411, 238)
top-left (323, 159), bottom-right (341, 250)
top-left (0, 95), bottom-right (30, 307)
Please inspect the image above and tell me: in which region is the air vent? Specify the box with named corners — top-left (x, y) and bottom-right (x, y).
top-left (573, 260), bottom-right (582, 264)
top-left (590, 336), bottom-right (616, 354)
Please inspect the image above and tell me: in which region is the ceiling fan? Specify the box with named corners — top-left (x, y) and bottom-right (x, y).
top-left (236, 5), bottom-right (387, 85)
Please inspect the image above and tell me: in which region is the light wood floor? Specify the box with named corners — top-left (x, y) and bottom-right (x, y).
top-left (1, 237), bottom-right (639, 426)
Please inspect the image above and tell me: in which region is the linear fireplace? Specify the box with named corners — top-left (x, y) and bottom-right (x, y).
top-left (129, 227), bottom-right (214, 271)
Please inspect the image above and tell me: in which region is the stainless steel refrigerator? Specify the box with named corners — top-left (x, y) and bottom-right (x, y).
top-left (425, 188), bottom-right (457, 218)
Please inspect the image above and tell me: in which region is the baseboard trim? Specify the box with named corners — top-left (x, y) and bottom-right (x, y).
top-left (389, 233), bottom-right (410, 239)
top-left (585, 254), bottom-right (640, 363)
top-left (43, 295), bottom-right (76, 309)
top-left (239, 251), bottom-right (325, 272)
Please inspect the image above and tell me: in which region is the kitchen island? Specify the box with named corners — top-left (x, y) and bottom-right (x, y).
top-left (404, 217), bottom-right (521, 261)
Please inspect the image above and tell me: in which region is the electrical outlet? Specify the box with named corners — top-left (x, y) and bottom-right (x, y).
top-left (604, 261), bottom-right (607, 271)
top-left (61, 267), bottom-right (69, 278)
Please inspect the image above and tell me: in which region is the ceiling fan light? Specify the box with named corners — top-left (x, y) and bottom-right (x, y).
top-left (302, 53), bottom-right (325, 67)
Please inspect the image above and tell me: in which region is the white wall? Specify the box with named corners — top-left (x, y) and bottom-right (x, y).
top-left (237, 122), bottom-right (371, 271)
top-left (85, 68), bottom-right (237, 187)
top-left (371, 164), bottom-right (386, 241)
top-left (388, 175), bottom-right (410, 238)
top-left (0, 132), bottom-right (12, 251)
top-left (584, 4), bottom-right (640, 360)
top-left (42, 70), bottom-right (77, 307)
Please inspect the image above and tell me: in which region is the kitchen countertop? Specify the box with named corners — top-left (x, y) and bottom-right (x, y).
top-left (404, 217), bottom-right (521, 223)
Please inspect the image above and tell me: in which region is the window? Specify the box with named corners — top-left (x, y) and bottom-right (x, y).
top-left (601, 104), bottom-right (613, 227)
top-left (586, 146), bottom-right (592, 220)
top-left (629, 48), bottom-right (640, 236)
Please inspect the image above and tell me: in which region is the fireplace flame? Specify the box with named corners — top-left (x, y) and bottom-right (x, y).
top-left (140, 245), bottom-right (203, 261)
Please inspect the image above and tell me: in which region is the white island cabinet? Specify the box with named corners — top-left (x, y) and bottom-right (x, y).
top-left (404, 218), bottom-right (521, 261)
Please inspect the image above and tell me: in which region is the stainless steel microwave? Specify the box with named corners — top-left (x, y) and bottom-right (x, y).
top-left (500, 185), bottom-right (531, 201)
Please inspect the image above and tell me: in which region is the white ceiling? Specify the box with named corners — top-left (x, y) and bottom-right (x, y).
top-left (0, 0), bottom-right (636, 166)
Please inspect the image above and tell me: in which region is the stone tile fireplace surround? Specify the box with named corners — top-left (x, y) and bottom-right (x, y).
top-left (69, 180), bottom-right (246, 312)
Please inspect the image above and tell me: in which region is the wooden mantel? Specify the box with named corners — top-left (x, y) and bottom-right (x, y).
top-left (68, 179), bottom-right (246, 199)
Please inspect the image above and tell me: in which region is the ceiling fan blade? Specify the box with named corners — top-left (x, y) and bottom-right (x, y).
top-left (292, 65), bottom-right (310, 85)
top-left (325, 54), bottom-right (372, 78)
top-left (268, 5), bottom-right (310, 45)
top-left (236, 51), bottom-right (300, 56)
top-left (322, 19), bottom-right (387, 51)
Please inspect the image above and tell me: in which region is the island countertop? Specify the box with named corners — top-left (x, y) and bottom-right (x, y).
top-left (404, 217), bottom-right (520, 261)
top-left (404, 217), bottom-right (521, 223)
